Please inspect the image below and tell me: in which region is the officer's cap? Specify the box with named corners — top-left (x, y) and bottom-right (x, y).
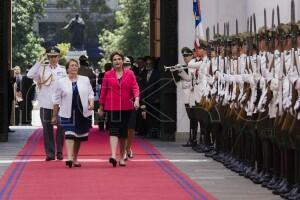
top-left (258, 27), bottom-right (270, 41)
top-left (46, 47), bottom-right (60, 56)
top-left (208, 39), bottom-right (217, 50)
top-left (124, 57), bottom-right (131, 64)
top-left (238, 32), bottom-right (248, 44)
top-left (277, 23), bottom-right (291, 39)
top-left (213, 34), bottom-right (222, 44)
top-left (230, 35), bottom-right (240, 46)
top-left (199, 40), bottom-right (209, 50)
top-left (219, 36), bottom-right (227, 46)
top-left (258, 27), bottom-right (268, 35)
top-left (181, 47), bottom-right (193, 55)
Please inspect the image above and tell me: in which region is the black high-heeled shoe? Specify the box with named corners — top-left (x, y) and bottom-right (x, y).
top-left (109, 157), bottom-right (117, 167)
top-left (127, 150), bottom-right (133, 159)
top-left (65, 160), bottom-right (73, 168)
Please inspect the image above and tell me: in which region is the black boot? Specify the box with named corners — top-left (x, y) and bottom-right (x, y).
top-left (282, 185), bottom-right (299, 199)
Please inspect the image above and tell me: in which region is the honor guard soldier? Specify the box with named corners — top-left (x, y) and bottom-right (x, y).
top-left (192, 39), bottom-right (213, 153)
top-left (204, 36), bottom-right (223, 158)
top-left (284, 19), bottom-right (300, 200)
top-left (179, 47), bottom-right (199, 147)
top-left (27, 47), bottom-right (67, 161)
top-left (252, 25), bottom-right (273, 185)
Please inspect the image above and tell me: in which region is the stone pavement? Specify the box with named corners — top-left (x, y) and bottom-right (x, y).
top-left (0, 126), bottom-right (36, 177)
top-left (0, 128), bottom-right (282, 200)
top-left (150, 132), bottom-right (282, 200)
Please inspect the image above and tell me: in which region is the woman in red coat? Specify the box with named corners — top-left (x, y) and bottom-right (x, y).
top-left (99, 52), bottom-right (140, 167)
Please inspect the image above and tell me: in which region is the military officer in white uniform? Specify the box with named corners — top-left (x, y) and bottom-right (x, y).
top-left (27, 47), bottom-right (67, 161)
top-left (178, 47), bottom-right (198, 147)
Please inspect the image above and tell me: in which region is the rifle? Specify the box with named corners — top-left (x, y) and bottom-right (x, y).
top-left (263, 8), bottom-right (270, 50)
top-left (291, 0), bottom-right (297, 49)
top-left (164, 65), bottom-right (188, 72)
top-left (206, 27), bottom-right (211, 57)
top-left (213, 25), bottom-right (216, 40)
top-left (249, 16), bottom-right (253, 55)
top-left (253, 13), bottom-right (258, 54)
top-left (270, 8), bottom-right (276, 51)
top-left (246, 16), bottom-right (253, 73)
top-left (277, 5), bottom-right (284, 115)
top-left (277, 5), bottom-right (284, 51)
top-left (226, 22), bottom-right (231, 58)
top-left (290, 0), bottom-right (300, 110)
top-left (267, 8), bottom-right (276, 74)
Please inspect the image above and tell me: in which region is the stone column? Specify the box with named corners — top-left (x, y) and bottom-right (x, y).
top-left (0, 0), bottom-right (12, 142)
top-left (159, 0), bottom-right (178, 141)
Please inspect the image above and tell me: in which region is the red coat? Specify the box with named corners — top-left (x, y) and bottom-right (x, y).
top-left (99, 68), bottom-right (140, 111)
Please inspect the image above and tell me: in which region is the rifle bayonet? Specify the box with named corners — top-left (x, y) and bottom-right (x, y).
top-left (264, 8), bottom-right (267, 29)
top-left (227, 22), bottom-right (230, 37)
top-left (247, 17), bottom-right (249, 33)
top-left (250, 15), bottom-right (253, 36)
top-left (277, 5), bottom-right (281, 25)
top-left (291, 0), bottom-right (297, 48)
top-left (272, 8), bottom-right (275, 28)
top-left (236, 19), bottom-right (238, 35)
top-left (206, 27), bottom-right (210, 41)
top-left (253, 13), bottom-right (257, 34)
top-left (213, 25), bottom-right (216, 38)
top-left (291, 0), bottom-right (295, 24)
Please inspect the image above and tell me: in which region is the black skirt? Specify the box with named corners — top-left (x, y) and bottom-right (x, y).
top-left (60, 82), bottom-right (90, 141)
top-left (127, 110), bottom-right (137, 129)
top-left (107, 110), bottom-right (132, 138)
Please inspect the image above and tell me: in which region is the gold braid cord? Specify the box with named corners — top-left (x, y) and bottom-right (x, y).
top-left (39, 66), bottom-right (53, 87)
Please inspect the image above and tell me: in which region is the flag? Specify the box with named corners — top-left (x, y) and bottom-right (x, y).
top-left (193, 0), bottom-right (204, 49)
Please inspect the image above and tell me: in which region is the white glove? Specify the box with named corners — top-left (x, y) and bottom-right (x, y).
top-left (294, 99), bottom-right (300, 112)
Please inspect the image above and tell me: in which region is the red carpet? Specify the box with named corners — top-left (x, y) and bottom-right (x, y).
top-left (0, 128), bottom-right (215, 200)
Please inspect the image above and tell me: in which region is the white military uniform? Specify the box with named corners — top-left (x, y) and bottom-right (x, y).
top-left (27, 59), bottom-right (67, 160)
top-left (292, 48), bottom-right (300, 119)
top-left (195, 56), bottom-right (210, 104)
top-left (27, 62), bottom-right (67, 109)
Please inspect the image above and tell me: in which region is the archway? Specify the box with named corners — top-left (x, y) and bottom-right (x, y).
top-left (0, 0), bottom-right (178, 142)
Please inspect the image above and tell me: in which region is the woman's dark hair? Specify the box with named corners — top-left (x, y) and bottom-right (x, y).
top-left (79, 59), bottom-right (89, 66)
top-left (110, 51), bottom-right (124, 62)
top-left (65, 58), bottom-right (79, 72)
top-left (79, 55), bottom-right (89, 66)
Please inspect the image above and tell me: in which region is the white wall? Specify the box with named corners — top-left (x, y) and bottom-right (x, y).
top-left (177, 0), bottom-right (299, 132)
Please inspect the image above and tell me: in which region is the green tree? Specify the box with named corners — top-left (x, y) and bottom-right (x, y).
top-left (99, 0), bottom-right (150, 62)
top-left (12, 0), bottom-right (47, 68)
top-left (56, 43), bottom-right (71, 66)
